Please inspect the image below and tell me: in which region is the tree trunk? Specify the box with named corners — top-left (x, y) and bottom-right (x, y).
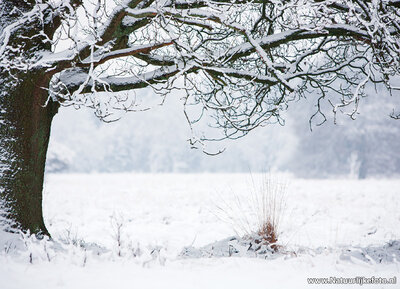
top-left (0, 0), bottom-right (61, 236)
top-left (0, 71), bottom-right (58, 235)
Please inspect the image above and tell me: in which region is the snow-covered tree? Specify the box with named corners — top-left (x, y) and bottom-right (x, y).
top-left (1, 0), bottom-right (400, 235)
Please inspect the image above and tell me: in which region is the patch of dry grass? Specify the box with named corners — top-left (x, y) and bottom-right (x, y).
top-left (215, 174), bottom-right (287, 252)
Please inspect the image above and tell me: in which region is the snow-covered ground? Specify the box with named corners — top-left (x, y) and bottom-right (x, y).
top-left (1, 174), bottom-right (399, 288)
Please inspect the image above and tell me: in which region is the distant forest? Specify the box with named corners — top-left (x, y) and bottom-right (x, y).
top-left (47, 87), bottom-right (400, 179)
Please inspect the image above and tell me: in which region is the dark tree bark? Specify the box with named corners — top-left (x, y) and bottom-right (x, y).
top-left (0, 71), bottom-right (59, 235)
top-left (0, 0), bottom-right (59, 235)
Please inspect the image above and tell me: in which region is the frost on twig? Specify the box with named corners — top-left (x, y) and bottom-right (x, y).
top-left (1, 0), bottom-right (400, 144)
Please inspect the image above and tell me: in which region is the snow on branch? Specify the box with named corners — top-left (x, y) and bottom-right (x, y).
top-left (79, 40), bottom-right (175, 66)
top-left (2, 0), bottom-right (400, 142)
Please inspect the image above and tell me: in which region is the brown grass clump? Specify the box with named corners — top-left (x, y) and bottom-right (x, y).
top-left (256, 221), bottom-right (279, 252)
top-left (215, 174), bottom-right (287, 253)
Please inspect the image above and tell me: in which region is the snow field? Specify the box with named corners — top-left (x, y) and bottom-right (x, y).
top-left (1, 173), bottom-right (399, 288)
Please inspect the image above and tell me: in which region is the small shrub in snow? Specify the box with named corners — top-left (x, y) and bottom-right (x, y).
top-left (215, 175), bottom-right (287, 253)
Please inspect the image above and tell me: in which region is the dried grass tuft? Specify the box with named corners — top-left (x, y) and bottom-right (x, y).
top-left (215, 174), bottom-right (287, 253)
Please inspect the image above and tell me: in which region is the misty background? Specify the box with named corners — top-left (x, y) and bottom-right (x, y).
top-left (46, 86), bottom-right (400, 179)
